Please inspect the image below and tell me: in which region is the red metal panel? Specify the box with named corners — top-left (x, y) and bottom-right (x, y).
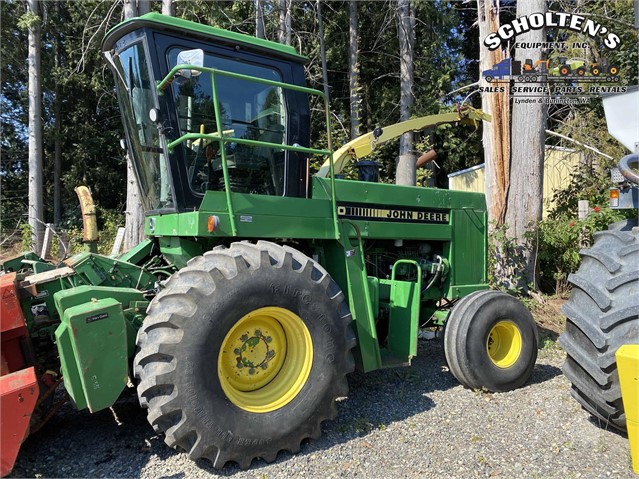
top-left (0, 366), bottom-right (38, 477)
top-left (1, 339), bottom-right (27, 374)
top-left (0, 273), bottom-right (26, 334)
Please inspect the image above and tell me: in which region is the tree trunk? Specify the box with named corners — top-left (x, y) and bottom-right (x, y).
top-left (161, 0), bottom-right (175, 16)
top-left (348, 0), bottom-right (362, 139)
top-left (284, 0), bottom-right (291, 45)
top-left (396, 0), bottom-right (415, 186)
top-left (278, 0), bottom-right (291, 45)
top-left (27, 0), bottom-right (44, 254)
top-left (477, 0), bottom-right (510, 225)
top-left (137, 0), bottom-right (151, 15)
top-left (124, 156), bottom-right (146, 250)
top-left (506, 0), bottom-right (548, 290)
top-left (123, 0), bottom-right (146, 251)
top-left (255, 0), bottom-right (265, 39)
top-left (123, 0), bottom-right (137, 19)
top-left (53, 1), bottom-right (62, 226)
top-left (53, 110), bottom-right (62, 226)
top-left (316, 0), bottom-right (330, 101)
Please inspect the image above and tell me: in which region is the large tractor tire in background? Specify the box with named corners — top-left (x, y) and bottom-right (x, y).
top-left (559, 224), bottom-right (639, 431)
top-left (444, 290), bottom-right (539, 392)
top-left (134, 241), bottom-right (355, 469)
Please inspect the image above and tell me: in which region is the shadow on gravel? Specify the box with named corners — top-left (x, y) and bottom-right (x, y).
top-left (185, 339), bottom-right (454, 476)
top-left (9, 340), bottom-right (565, 478)
top-left (586, 417), bottom-right (629, 439)
top-left (538, 324), bottom-right (561, 343)
top-left (526, 363), bottom-right (562, 387)
top-left (198, 339), bottom-right (460, 475)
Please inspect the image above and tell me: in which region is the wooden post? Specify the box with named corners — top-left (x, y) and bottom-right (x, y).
top-left (111, 227), bottom-right (127, 257)
top-left (578, 200), bottom-right (589, 220)
top-left (41, 223), bottom-right (53, 259)
top-left (578, 200), bottom-right (589, 247)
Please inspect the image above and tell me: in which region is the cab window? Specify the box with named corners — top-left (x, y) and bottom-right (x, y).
top-left (167, 48), bottom-right (287, 196)
top-left (114, 41), bottom-right (173, 211)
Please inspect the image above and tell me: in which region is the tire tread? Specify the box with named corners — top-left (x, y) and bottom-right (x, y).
top-left (134, 241), bottom-right (355, 469)
top-left (560, 226), bottom-right (639, 432)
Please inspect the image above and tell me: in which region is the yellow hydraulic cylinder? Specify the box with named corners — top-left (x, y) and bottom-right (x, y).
top-left (616, 344), bottom-right (639, 474)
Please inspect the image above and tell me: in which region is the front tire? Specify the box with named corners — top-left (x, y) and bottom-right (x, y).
top-left (444, 291), bottom-right (538, 392)
top-left (134, 241), bottom-right (355, 469)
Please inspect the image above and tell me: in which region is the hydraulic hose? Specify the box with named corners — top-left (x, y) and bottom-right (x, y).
top-left (618, 154), bottom-right (639, 185)
top-left (422, 255), bottom-right (444, 293)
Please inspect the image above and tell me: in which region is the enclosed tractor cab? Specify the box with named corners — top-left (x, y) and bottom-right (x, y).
top-left (0, 13), bottom-right (539, 474)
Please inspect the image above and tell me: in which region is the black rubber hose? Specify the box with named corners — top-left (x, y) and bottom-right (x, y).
top-left (618, 153), bottom-right (639, 185)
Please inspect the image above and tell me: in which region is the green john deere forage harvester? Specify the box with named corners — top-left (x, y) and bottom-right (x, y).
top-left (0, 14), bottom-right (538, 474)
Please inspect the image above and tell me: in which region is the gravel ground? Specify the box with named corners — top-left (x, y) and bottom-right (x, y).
top-left (9, 340), bottom-right (635, 479)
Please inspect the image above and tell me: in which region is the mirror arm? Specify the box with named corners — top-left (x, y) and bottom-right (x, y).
top-left (157, 64), bottom-right (200, 93)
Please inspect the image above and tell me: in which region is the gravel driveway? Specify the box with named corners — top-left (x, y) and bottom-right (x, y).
top-left (9, 340), bottom-right (635, 479)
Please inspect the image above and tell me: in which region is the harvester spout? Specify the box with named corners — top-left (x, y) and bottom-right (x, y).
top-left (317, 106), bottom-right (491, 178)
top-left (74, 186), bottom-right (99, 254)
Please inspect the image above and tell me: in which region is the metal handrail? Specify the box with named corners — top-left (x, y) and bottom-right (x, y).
top-left (156, 64), bottom-right (340, 239)
top-left (167, 133), bottom-right (331, 157)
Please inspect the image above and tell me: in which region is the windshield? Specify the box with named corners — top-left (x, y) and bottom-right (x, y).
top-left (114, 42), bottom-right (173, 211)
top-left (167, 48), bottom-right (287, 196)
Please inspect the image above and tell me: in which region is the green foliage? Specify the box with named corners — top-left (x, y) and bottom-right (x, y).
top-left (550, 164), bottom-right (612, 219)
top-left (3, 0), bottom-right (635, 269)
top-left (15, 208), bottom-right (124, 259)
top-left (17, 12), bottom-right (40, 30)
top-left (20, 223), bottom-right (32, 252)
top-left (95, 208), bottom-right (124, 256)
top-left (537, 206), bottom-right (626, 294)
top-left (537, 140), bottom-right (636, 294)
top-left (3, 0), bottom-right (480, 230)
top-left (2, 0), bottom-right (125, 234)
top-left (303, 1), bottom-right (479, 184)
top-left (487, 222), bottom-right (528, 294)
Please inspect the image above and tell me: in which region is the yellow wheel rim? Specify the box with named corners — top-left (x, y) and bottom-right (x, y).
top-left (218, 306), bottom-right (313, 413)
top-left (486, 320), bottom-right (522, 369)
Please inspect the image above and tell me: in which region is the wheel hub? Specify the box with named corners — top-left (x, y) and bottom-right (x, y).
top-left (218, 307), bottom-right (313, 413)
top-left (237, 332), bottom-right (274, 372)
top-left (223, 318), bottom-right (286, 392)
top-left (486, 320), bottom-right (522, 369)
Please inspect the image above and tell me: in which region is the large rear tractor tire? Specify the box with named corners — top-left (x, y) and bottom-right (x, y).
top-left (559, 227), bottom-right (639, 431)
top-left (134, 241), bottom-right (355, 469)
top-left (444, 290), bottom-right (538, 392)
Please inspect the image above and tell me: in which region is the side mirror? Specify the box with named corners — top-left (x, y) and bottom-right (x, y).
top-left (176, 49), bottom-right (204, 79)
